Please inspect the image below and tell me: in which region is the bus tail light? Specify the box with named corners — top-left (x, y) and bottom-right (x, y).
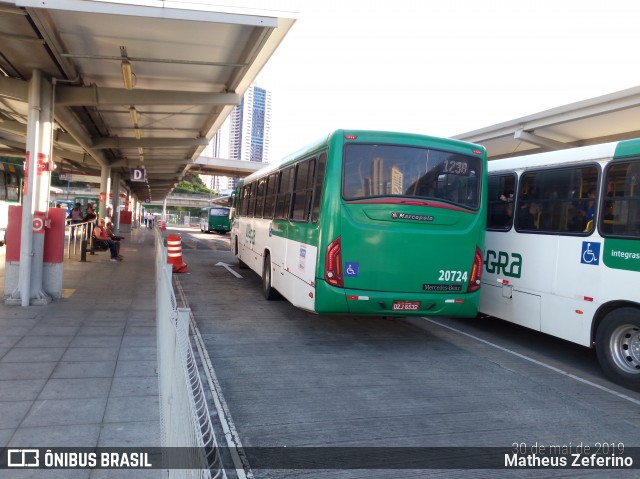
top-left (467, 246), bottom-right (483, 293)
top-left (324, 237), bottom-right (343, 288)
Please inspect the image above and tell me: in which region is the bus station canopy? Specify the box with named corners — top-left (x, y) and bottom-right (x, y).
top-left (0, 0), bottom-right (296, 201)
top-left (453, 85), bottom-right (640, 160)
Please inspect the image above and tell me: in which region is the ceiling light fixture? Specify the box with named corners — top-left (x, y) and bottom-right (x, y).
top-left (120, 46), bottom-right (135, 90)
top-left (121, 61), bottom-right (134, 90)
top-left (129, 106), bottom-right (138, 125)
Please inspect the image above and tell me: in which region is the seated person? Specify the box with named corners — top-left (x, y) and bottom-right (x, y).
top-left (516, 201), bottom-right (537, 230)
top-left (93, 219), bottom-right (122, 262)
top-left (105, 222), bottom-right (124, 257)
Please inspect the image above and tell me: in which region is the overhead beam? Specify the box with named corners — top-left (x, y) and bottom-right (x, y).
top-left (0, 76), bottom-right (28, 101)
top-left (109, 158), bottom-right (186, 167)
top-left (514, 130), bottom-right (570, 150)
top-left (92, 137), bottom-right (208, 149)
top-left (56, 86), bottom-right (241, 107)
top-left (54, 105), bottom-right (109, 168)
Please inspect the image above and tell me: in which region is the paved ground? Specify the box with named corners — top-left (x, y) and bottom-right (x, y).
top-left (0, 226), bottom-right (159, 479)
top-left (3, 224), bottom-right (640, 479)
top-left (175, 227), bottom-right (640, 479)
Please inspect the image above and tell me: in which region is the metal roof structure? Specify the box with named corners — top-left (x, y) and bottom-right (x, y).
top-left (453, 85), bottom-right (640, 160)
top-left (0, 0), bottom-right (296, 200)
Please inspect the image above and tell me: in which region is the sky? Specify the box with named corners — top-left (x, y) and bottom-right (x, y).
top-left (255, 0), bottom-right (640, 162)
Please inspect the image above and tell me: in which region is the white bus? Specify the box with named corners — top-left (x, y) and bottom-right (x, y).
top-left (481, 139), bottom-right (640, 390)
top-left (0, 161), bottom-right (23, 246)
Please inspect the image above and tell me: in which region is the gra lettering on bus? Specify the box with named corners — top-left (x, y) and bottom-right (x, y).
top-left (483, 250), bottom-right (522, 278)
top-left (245, 224), bottom-right (256, 245)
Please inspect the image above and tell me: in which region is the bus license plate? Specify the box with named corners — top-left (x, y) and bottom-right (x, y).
top-left (392, 301), bottom-right (420, 311)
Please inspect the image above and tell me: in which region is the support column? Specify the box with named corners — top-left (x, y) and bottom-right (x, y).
top-left (162, 198), bottom-right (167, 223)
top-left (111, 171), bottom-right (121, 230)
top-left (8, 70), bottom-right (53, 305)
top-left (132, 196), bottom-right (139, 228)
top-left (99, 165), bottom-right (111, 220)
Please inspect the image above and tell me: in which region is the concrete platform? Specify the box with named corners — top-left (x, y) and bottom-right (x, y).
top-left (0, 226), bottom-right (160, 478)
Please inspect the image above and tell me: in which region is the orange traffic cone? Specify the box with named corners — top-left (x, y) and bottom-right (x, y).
top-left (167, 233), bottom-right (187, 273)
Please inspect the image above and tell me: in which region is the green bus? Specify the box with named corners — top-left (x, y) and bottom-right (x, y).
top-left (231, 130), bottom-right (487, 317)
top-left (199, 206), bottom-right (231, 234)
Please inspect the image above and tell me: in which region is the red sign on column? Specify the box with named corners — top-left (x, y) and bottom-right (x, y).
top-left (99, 192), bottom-right (106, 203)
top-left (33, 211), bottom-right (45, 234)
top-left (36, 153), bottom-right (48, 176)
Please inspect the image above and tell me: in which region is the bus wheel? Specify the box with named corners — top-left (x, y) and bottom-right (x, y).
top-left (595, 308), bottom-right (640, 391)
top-left (262, 254), bottom-right (279, 300)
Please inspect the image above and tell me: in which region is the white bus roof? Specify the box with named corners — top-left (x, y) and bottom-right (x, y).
top-left (488, 141), bottom-right (620, 172)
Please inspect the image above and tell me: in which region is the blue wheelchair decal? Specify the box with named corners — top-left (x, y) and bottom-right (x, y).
top-left (344, 262), bottom-right (359, 277)
top-left (581, 241), bottom-right (600, 265)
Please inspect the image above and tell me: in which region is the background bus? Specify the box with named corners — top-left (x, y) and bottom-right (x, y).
top-left (199, 206), bottom-right (231, 234)
top-left (482, 139), bottom-right (640, 390)
top-left (55, 199), bottom-right (74, 216)
top-left (231, 129), bottom-right (487, 318)
top-left (0, 161), bottom-right (23, 246)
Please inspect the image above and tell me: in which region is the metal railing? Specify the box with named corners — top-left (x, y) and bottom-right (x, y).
top-left (155, 228), bottom-right (225, 479)
top-left (64, 219), bottom-right (96, 259)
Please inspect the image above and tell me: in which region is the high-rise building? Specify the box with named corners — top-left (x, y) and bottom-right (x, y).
top-left (228, 83), bottom-right (271, 164)
top-left (204, 83), bottom-right (272, 192)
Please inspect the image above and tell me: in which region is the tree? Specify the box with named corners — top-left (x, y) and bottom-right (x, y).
top-left (174, 173), bottom-right (214, 194)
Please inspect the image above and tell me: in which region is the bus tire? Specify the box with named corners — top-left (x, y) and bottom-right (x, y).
top-left (262, 254), bottom-right (279, 300)
top-left (595, 308), bottom-right (640, 391)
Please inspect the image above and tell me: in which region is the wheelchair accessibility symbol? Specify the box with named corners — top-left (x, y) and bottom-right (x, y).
top-left (344, 262), bottom-right (359, 277)
top-left (581, 241), bottom-right (600, 265)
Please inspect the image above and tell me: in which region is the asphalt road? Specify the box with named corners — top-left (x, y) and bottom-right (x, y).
top-left (172, 226), bottom-right (640, 479)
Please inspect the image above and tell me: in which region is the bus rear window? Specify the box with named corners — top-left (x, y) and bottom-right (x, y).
top-left (342, 144), bottom-right (481, 209)
top-left (209, 208), bottom-right (229, 217)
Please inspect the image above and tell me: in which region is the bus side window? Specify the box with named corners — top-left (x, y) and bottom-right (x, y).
top-left (275, 167), bottom-right (294, 220)
top-left (263, 173), bottom-right (278, 219)
top-left (516, 166), bottom-right (598, 234)
top-left (602, 160), bottom-right (640, 237)
top-left (486, 173), bottom-right (515, 231)
top-left (240, 185), bottom-right (250, 216)
top-left (311, 153), bottom-right (327, 224)
top-left (291, 158), bottom-right (315, 222)
top-left (247, 182), bottom-right (257, 217)
top-left (6, 173), bottom-right (19, 202)
top-left (255, 177), bottom-right (266, 218)
top-left (0, 172), bottom-right (6, 201)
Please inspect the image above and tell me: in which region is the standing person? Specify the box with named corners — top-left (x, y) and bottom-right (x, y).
top-left (83, 204), bottom-right (97, 222)
top-left (82, 205), bottom-right (98, 240)
top-left (68, 202), bottom-right (83, 239)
